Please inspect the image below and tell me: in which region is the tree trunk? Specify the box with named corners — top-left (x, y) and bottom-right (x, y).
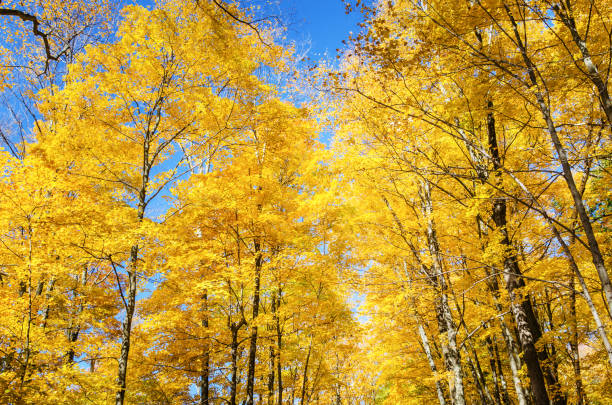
top-left (567, 213), bottom-right (588, 405)
top-left (384, 196), bottom-right (452, 405)
top-left (246, 238), bottom-right (263, 405)
top-left (569, 273), bottom-right (587, 405)
top-left (493, 336), bottom-right (511, 404)
top-left (300, 339), bottom-right (312, 405)
top-left (115, 127), bottom-right (150, 404)
top-left (115, 245), bottom-right (139, 405)
top-left (275, 292), bottom-right (283, 405)
top-left (543, 290), bottom-right (563, 402)
top-left (420, 180), bottom-right (465, 405)
top-left (66, 324), bottom-right (81, 364)
top-left (200, 291), bottom-right (210, 405)
top-left (498, 313), bottom-right (529, 405)
top-left (486, 103), bottom-right (562, 405)
top-left (267, 293), bottom-right (276, 405)
top-left (40, 278), bottom-right (55, 329)
top-left (417, 322), bottom-right (448, 405)
top-left (66, 268), bottom-right (87, 363)
top-left (451, 282), bottom-right (493, 404)
top-left (484, 332), bottom-right (509, 405)
top-left (230, 322), bottom-right (240, 405)
top-left (466, 356), bottom-right (491, 404)
top-left (471, 154), bottom-right (528, 405)
top-left (484, 334), bottom-right (502, 405)
top-left (466, 340), bottom-right (494, 404)
top-left (545, 213), bottom-right (612, 367)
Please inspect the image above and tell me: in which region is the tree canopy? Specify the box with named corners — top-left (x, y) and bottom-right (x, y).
top-left (0, 0), bottom-right (611, 404)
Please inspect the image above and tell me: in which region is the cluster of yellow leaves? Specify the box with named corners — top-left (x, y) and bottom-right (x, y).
top-left (1, 1), bottom-right (367, 404)
top-left (330, 0), bottom-right (612, 403)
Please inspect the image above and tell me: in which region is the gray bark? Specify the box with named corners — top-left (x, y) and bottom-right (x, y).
top-left (418, 323), bottom-right (448, 405)
top-left (420, 180), bottom-right (465, 405)
top-left (498, 315), bottom-right (528, 405)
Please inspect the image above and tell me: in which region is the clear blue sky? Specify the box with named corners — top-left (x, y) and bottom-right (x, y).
top-left (278, 0), bottom-right (363, 60)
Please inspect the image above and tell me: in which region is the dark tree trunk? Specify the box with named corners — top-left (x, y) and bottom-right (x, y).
top-left (66, 327), bottom-right (81, 364)
top-left (485, 333), bottom-right (510, 405)
top-left (66, 269), bottom-right (86, 363)
top-left (300, 340), bottom-right (312, 405)
top-left (543, 290), bottom-right (562, 395)
top-left (41, 278), bottom-right (56, 329)
top-left (200, 292), bottom-right (210, 405)
top-left (486, 104), bottom-right (564, 405)
top-left (267, 293), bottom-right (277, 405)
top-left (230, 322), bottom-right (241, 405)
top-left (485, 334), bottom-right (502, 405)
top-left (470, 144), bottom-right (528, 405)
top-left (494, 337), bottom-right (511, 404)
top-left (115, 127), bottom-right (151, 405)
top-left (246, 239), bottom-right (263, 405)
top-left (115, 244), bottom-right (139, 405)
top-left (466, 356), bottom-right (492, 404)
top-left (275, 292), bottom-right (283, 405)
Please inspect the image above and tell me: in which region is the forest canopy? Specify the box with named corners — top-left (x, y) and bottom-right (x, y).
top-left (0, 0), bottom-right (610, 404)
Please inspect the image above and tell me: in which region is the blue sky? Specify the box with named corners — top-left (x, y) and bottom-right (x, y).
top-left (278, 0), bottom-right (363, 60)
top-left (135, 0), bottom-right (364, 63)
